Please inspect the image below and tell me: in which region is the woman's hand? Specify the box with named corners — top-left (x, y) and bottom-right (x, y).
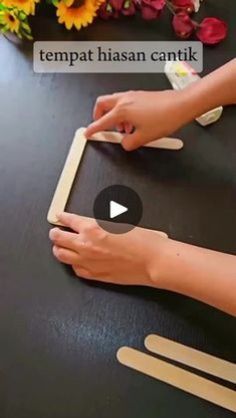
top-left (85, 89), bottom-right (190, 151)
top-left (49, 212), bottom-right (236, 315)
top-left (49, 212), bottom-right (165, 286)
top-left (86, 60), bottom-right (236, 151)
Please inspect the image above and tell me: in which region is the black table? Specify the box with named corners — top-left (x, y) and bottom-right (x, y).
top-left (0, 2), bottom-right (235, 417)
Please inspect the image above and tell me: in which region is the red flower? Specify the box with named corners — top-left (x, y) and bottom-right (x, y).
top-left (122, 0), bottom-right (136, 15)
top-left (99, 2), bottom-right (118, 18)
top-left (99, 0), bottom-right (136, 18)
top-left (110, 0), bottom-right (124, 9)
top-left (141, 6), bottom-right (157, 19)
top-left (142, 0), bottom-right (165, 10)
top-left (196, 17), bottom-right (228, 45)
top-left (140, 0), bottom-right (165, 20)
top-left (172, 11), bottom-right (195, 38)
top-left (171, 0), bottom-right (194, 14)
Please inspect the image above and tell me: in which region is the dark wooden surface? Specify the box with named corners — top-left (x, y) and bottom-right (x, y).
top-left (0, 2), bottom-right (236, 417)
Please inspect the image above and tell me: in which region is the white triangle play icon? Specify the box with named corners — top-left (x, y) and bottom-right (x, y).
top-left (109, 200), bottom-right (128, 219)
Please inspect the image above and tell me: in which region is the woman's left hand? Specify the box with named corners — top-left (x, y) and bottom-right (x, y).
top-left (49, 212), bottom-right (165, 286)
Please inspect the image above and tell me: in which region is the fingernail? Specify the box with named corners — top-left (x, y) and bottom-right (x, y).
top-left (52, 245), bottom-right (59, 255)
top-left (49, 228), bottom-right (59, 240)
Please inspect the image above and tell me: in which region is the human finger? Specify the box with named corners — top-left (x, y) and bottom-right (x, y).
top-left (73, 265), bottom-right (93, 280)
top-left (121, 130), bottom-right (144, 151)
top-left (57, 213), bottom-right (92, 233)
top-left (52, 245), bottom-right (80, 265)
top-left (49, 228), bottom-right (80, 251)
top-left (85, 108), bottom-right (121, 138)
top-left (93, 94), bottom-right (118, 121)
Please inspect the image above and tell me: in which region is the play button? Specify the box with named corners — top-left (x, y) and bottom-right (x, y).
top-left (93, 185), bottom-right (143, 234)
top-left (110, 201), bottom-right (128, 219)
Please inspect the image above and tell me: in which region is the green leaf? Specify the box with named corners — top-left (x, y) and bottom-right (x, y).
top-left (0, 4), bottom-right (7, 11)
top-left (48, 0), bottom-right (59, 4)
top-left (21, 21), bottom-right (31, 33)
top-left (18, 11), bottom-right (27, 21)
top-left (0, 26), bottom-right (8, 33)
top-left (21, 31), bottom-right (33, 40)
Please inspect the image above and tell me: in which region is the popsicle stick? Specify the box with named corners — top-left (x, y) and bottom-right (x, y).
top-left (90, 131), bottom-right (184, 150)
top-left (47, 128), bottom-right (87, 225)
top-left (47, 128), bottom-right (168, 237)
top-left (52, 214), bottom-right (167, 238)
top-left (117, 347), bottom-right (236, 413)
top-left (144, 137), bottom-right (183, 150)
top-left (145, 335), bottom-right (236, 384)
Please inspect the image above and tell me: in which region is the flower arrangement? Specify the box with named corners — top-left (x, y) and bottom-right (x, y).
top-left (0, 0), bottom-right (227, 44)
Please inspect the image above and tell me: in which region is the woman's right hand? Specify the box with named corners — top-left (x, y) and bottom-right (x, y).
top-left (85, 89), bottom-right (191, 151)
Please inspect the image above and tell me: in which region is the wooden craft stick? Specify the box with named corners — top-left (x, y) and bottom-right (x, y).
top-left (50, 212), bottom-right (167, 238)
top-left (90, 131), bottom-right (184, 150)
top-left (117, 347), bottom-right (236, 413)
top-left (47, 128), bottom-right (87, 225)
top-left (145, 335), bottom-right (236, 384)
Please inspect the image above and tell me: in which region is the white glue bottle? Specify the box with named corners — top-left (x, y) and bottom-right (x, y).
top-left (164, 61), bottom-right (223, 127)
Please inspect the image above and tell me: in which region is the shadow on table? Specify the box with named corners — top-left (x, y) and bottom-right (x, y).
top-left (63, 262), bottom-right (236, 347)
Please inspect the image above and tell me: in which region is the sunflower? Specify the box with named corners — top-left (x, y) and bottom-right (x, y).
top-left (56, 0), bottom-right (104, 30)
top-left (2, 0), bottom-right (40, 15)
top-left (0, 9), bottom-right (20, 33)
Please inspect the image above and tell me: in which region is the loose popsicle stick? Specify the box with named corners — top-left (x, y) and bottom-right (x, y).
top-left (117, 347), bottom-right (236, 413)
top-left (145, 335), bottom-right (236, 384)
top-left (47, 128), bottom-right (168, 238)
top-left (90, 131), bottom-right (184, 150)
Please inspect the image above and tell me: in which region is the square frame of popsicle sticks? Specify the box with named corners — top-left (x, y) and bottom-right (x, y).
top-left (47, 127), bottom-right (183, 236)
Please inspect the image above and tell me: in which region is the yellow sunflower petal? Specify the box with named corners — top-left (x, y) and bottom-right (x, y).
top-left (65, 18), bottom-right (74, 29)
top-left (2, 0), bottom-right (39, 15)
top-left (74, 21), bottom-right (82, 30)
top-left (56, 0), bottom-right (102, 30)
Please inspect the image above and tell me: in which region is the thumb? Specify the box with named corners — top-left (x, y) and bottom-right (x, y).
top-left (85, 109), bottom-right (118, 138)
top-left (121, 131), bottom-right (143, 151)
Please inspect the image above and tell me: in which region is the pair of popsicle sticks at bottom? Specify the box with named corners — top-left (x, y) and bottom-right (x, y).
top-left (117, 335), bottom-right (236, 413)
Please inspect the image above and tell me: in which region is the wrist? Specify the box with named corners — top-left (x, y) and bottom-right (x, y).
top-left (147, 237), bottom-right (176, 289)
top-left (170, 88), bottom-right (199, 129)
top-left (178, 83), bottom-right (205, 124)
top-left (147, 238), bottom-right (191, 291)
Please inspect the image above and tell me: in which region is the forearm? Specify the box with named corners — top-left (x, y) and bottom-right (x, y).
top-left (181, 58), bottom-right (236, 122)
top-left (152, 239), bottom-right (236, 316)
